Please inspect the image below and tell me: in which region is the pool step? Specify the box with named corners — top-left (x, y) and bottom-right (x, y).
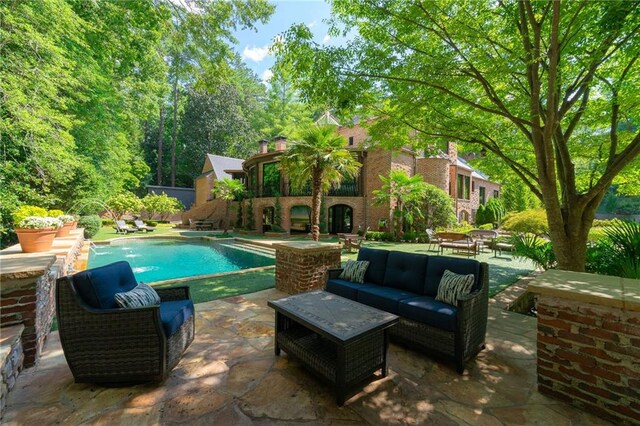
top-left (220, 242), bottom-right (276, 258)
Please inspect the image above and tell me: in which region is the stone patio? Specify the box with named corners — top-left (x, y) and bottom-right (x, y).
top-left (3, 286), bottom-right (613, 425)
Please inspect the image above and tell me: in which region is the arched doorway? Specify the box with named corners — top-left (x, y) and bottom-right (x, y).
top-left (329, 204), bottom-right (353, 234)
top-left (290, 205), bottom-right (311, 234)
top-left (459, 210), bottom-right (469, 223)
top-left (262, 206), bottom-right (274, 232)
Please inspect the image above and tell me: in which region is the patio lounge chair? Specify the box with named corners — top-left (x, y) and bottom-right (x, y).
top-left (56, 261), bottom-right (195, 384)
top-left (114, 220), bottom-right (137, 234)
top-left (134, 220), bottom-right (156, 232)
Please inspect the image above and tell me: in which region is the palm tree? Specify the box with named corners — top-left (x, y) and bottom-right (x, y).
top-left (373, 170), bottom-right (428, 240)
top-left (279, 125), bottom-right (362, 241)
top-left (211, 178), bottom-right (245, 233)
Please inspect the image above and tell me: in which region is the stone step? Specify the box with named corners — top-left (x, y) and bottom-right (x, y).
top-left (219, 243), bottom-right (275, 259)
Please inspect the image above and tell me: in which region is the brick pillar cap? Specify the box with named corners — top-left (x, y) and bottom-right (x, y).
top-left (273, 241), bottom-right (341, 252)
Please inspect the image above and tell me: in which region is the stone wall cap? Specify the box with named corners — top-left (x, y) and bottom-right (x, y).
top-left (0, 253), bottom-right (57, 280)
top-left (0, 324), bottom-right (25, 359)
top-left (528, 269), bottom-right (640, 312)
top-left (273, 241), bottom-right (341, 252)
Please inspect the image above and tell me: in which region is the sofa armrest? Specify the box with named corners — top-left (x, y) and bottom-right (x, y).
top-left (327, 268), bottom-right (344, 280)
top-left (155, 286), bottom-right (191, 301)
top-left (455, 262), bottom-right (489, 359)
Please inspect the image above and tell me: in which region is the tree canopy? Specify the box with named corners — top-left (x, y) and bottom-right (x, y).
top-left (275, 0), bottom-right (640, 271)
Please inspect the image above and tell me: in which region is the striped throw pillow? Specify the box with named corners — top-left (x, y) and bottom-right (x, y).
top-left (338, 260), bottom-right (370, 283)
top-left (114, 282), bottom-right (161, 308)
top-left (435, 269), bottom-right (475, 306)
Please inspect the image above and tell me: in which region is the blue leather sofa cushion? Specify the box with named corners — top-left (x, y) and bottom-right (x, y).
top-left (160, 300), bottom-right (195, 337)
top-left (357, 286), bottom-right (415, 314)
top-left (73, 261), bottom-right (138, 309)
top-left (326, 279), bottom-right (375, 300)
top-left (382, 251), bottom-right (428, 293)
top-left (424, 256), bottom-right (481, 297)
top-left (398, 296), bottom-right (458, 332)
top-left (357, 247), bottom-right (389, 285)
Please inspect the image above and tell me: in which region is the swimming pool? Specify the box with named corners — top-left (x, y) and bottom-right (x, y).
top-left (89, 238), bottom-right (274, 283)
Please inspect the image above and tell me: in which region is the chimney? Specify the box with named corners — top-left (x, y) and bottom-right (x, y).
top-left (447, 142), bottom-right (458, 164)
top-left (259, 139), bottom-right (268, 154)
top-left (274, 135), bottom-right (287, 152)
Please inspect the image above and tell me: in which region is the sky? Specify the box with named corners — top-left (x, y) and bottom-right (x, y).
top-left (232, 1), bottom-right (343, 83)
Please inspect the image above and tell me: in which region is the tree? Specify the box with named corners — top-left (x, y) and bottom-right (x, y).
top-left (372, 171), bottom-right (429, 240)
top-left (107, 192), bottom-right (143, 221)
top-left (275, 1), bottom-right (640, 271)
top-left (211, 178), bottom-right (245, 233)
top-left (420, 184), bottom-right (457, 230)
top-left (279, 125), bottom-right (361, 241)
top-left (142, 193), bottom-right (183, 221)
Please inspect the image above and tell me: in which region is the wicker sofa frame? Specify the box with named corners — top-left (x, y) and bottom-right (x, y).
top-left (56, 277), bottom-right (195, 384)
top-left (327, 257), bottom-right (489, 374)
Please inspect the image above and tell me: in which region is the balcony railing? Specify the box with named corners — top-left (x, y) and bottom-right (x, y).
top-left (253, 181), bottom-right (361, 198)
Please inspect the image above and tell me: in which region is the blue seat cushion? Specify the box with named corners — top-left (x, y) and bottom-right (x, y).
top-left (326, 279), bottom-right (375, 301)
top-left (382, 251), bottom-right (428, 293)
top-left (356, 286), bottom-right (415, 314)
top-left (424, 256), bottom-right (481, 297)
top-left (357, 247), bottom-right (389, 285)
top-left (73, 261), bottom-right (138, 309)
top-left (398, 296), bottom-right (458, 332)
top-left (160, 300), bottom-right (194, 337)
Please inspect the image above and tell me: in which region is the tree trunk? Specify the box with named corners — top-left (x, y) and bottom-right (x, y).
top-left (224, 202), bottom-right (229, 233)
top-left (171, 80), bottom-right (178, 187)
top-left (157, 104), bottom-right (165, 186)
top-left (310, 169), bottom-right (322, 241)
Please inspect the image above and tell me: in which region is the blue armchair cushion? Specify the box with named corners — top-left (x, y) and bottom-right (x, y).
top-left (356, 286), bottom-right (415, 315)
top-left (424, 256), bottom-right (481, 297)
top-left (398, 296), bottom-right (458, 332)
top-left (338, 260), bottom-right (370, 283)
top-left (382, 251), bottom-right (428, 293)
top-left (160, 300), bottom-right (195, 337)
top-left (357, 247), bottom-right (390, 285)
top-left (73, 261), bottom-right (138, 309)
top-left (115, 283), bottom-right (161, 309)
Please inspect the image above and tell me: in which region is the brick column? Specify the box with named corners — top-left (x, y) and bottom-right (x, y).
top-left (274, 241), bottom-right (341, 294)
top-left (530, 270), bottom-right (640, 424)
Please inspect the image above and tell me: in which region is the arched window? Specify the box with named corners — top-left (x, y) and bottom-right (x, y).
top-left (459, 210), bottom-right (469, 223)
top-left (262, 206), bottom-right (275, 232)
top-left (290, 205), bottom-right (311, 233)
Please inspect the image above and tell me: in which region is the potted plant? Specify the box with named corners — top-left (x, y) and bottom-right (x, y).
top-left (55, 214), bottom-right (78, 237)
top-left (15, 216), bottom-right (63, 253)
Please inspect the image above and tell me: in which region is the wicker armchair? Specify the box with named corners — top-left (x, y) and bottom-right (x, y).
top-left (56, 261), bottom-right (195, 384)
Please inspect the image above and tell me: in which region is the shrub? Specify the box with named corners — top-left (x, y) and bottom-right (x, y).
top-left (485, 198), bottom-right (506, 225)
top-left (366, 231), bottom-right (384, 241)
top-left (402, 231), bottom-right (418, 242)
top-left (78, 215), bottom-right (102, 238)
top-left (12, 205), bottom-right (48, 224)
top-left (502, 209), bottom-right (548, 235)
top-left (102, 218), bottom-right (115, 226)
top-left (478, 223), bottom-right (493, 230)
top-left (146, 220), bottom-right (159, 227)
top-left (47, 209), bottom-right (64, 217)
top-left (512, 233), bottom-right (556, 270)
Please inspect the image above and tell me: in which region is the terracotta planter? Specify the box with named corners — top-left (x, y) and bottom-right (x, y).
top-left (15, 228), bottom-right (59, 253)
top-left (56, 221), bottom-right (77, 237)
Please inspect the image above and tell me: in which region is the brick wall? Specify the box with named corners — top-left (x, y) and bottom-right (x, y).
top-left (536, 294), bottom-right (640, 424)
top-left (416, 157), bottom-right (450, 193)
top-left (274, 242), bottom-right (341, 294)
top-left (364, 148), bottom-right (392, 230)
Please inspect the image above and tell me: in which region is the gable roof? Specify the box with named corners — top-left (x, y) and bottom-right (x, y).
top-left (205, 154), bottom-right (244, 180)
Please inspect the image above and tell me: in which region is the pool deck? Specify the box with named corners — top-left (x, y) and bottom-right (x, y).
top-left (3, 285), bottom-right (612, 425)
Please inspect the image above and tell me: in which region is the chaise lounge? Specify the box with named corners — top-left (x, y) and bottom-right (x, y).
top-left (326, 247), bottom-right (488, 373)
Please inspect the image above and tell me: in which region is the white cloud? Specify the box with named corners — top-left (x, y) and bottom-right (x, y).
top-left (307, 20), bottom-right (317, 29)
top-left (261, 69), bottom-right (273, 82)
top-left (242, 45), bottom-right (270, 62)
top-left (322, 34), bottom-right (331, 44)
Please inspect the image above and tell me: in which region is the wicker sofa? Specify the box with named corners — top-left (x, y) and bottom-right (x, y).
top-left (56, 261), bottom-right (195, 384)
top-left (326, 247), bottom-right (488, 373)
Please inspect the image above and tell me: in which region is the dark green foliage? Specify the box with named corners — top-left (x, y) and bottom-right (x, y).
top-left (475, 204), bottom-right (486, 225)
top-left (246, 198), bottom-right (255, 230)
top-left (512, 234), bottom-right (557, 270)
top-left (483, 198), bottom-right (506, 226)
top-left (365, 231), bottom-right (394, 242)
top-left (590, 221), bottom-right (640, 278)
top-left (101, 219), bottom-right (115, 226)
top-left (274, 195), bottom-right (282, 228)
top-left (502, 209), bottom-right (549, 235)
top-left (78, 215), bottom-right (102, 238)
top-left (319, 196), bottom-right (327, 234)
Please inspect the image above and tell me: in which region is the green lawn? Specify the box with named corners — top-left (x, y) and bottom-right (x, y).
top-left (91, 223), bottom-right (178, 242)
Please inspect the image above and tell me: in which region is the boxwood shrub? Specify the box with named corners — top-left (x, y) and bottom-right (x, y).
top-left (78, 215), bottom-right (102, 238)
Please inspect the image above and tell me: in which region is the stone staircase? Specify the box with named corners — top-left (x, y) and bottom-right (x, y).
top-left (220, 240), bottom-right (276, 258)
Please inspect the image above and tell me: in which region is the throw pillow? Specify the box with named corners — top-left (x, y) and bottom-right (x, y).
top-left (338, 260), bottom-right (370, 283)
top-left (435, 269), bottom-right (475, 306)
top-left (114, 282), bottom-right (161, 308)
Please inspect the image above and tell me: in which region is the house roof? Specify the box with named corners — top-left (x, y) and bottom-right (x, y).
top-left (316, 111), bottom-right (341, 126)
top-left (206, 154), bottom-right (244, 180)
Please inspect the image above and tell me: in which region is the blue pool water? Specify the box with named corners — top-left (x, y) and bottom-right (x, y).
top-left (89, 238), bottom-right (274, 283)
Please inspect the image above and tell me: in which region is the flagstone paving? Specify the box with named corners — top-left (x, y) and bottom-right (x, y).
top-left (3, 287), bottom-right (612, 425)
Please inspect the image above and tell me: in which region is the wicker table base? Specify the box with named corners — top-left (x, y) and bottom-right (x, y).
top-left (269, 291), bottom-right (398, 405)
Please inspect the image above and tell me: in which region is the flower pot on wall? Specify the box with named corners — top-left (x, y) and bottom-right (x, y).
top-left (56, 221), bottom-right (77, 237)
top-left (15, 228), bottom-right (58, 253)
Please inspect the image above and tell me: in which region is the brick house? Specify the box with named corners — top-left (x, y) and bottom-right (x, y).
top-left (185, 123), bottom-right (500, 233)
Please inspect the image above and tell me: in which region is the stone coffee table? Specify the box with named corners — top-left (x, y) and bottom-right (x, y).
top-left (268, 290), bottom-right (399, 405)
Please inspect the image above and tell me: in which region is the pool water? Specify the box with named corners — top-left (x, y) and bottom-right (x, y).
top-left (89, 239), bottom-right (274, 283)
